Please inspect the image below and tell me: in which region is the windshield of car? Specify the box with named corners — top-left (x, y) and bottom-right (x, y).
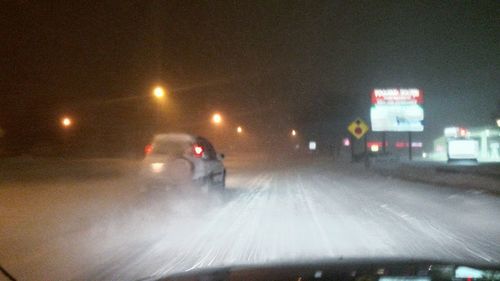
top-left (1, 1), bottom-right (499, 281)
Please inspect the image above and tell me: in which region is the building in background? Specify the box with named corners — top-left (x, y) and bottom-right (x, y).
top-left (431, 126), bottom-right (500, 162)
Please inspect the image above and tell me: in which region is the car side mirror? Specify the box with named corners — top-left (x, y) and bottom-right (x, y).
top-left (218, 153), bottom-right (225, 160)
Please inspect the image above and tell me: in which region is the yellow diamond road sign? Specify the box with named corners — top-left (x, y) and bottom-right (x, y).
top-left (348, 118), bottom-right (369, 139)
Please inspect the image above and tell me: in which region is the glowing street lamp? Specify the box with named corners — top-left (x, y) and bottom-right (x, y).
top-left (237, 126), bottom-right (243, 134)
top-left (291, 129), bottom-right (297, 137)
top-left (61, 117), bottom-right (72, 128)
top-left (153, 86), bottom-right (165, 99)
top-left (496, 118), bottom-right (500, 127)
top-left (212, 113), bottom-right (222, 124)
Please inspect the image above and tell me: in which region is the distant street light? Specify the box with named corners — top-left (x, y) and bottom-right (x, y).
top-left (153, 86), bottom-right (165, 99)
top-left (237, 126), bottom-right (243, 134)
top-left (152, 86), bottom-right (167, 131)
top-left (212, 113), bottom-right (222, 124)
top-left (496, 118), bottom-right (500, 127)
top-left (291, 129), bottom-right (297, 136)
top-left (61, 117), bottom-right (72, 128)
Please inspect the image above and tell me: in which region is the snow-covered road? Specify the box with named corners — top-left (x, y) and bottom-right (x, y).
top-left (1, 156), bottom-right (499, 280)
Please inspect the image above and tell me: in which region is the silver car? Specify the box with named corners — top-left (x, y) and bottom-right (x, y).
top-left (141, 133), bottom-right (225, 190)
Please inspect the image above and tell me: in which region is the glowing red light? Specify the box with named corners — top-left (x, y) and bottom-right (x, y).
top-left (144, 144), bottom-right (153, 155)
top-left (395, 141), bottom-right (407, 148)
top-left (367, 141), bottom-right (383, 148)
top-left (459, 128), bottom-right (467, 137)
top-left (395, 141), bottom-right (422, 148)
top-left (193, 145), bottom-right (204, 157)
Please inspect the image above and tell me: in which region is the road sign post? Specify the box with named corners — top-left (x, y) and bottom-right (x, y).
top-left (348, 118), bottom-right (370, 162)
top-left (350, 135), bottom-right (354, 162)
top-left (363, 132), bottom-right (370, 168)
top-left (348, 118), bottom-right (369, 140)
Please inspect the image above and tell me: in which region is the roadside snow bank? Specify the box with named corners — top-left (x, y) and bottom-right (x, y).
top-left (371, 161), bottom-right (500, 194)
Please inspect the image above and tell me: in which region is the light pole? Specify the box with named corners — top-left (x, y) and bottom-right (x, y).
top-left (60, 116), bottom-right (73, 156)
top-left (210, 113), bottom-right (224, 149)
top-left (152, 86), bottom-right (166, 131)
top-left (290, 129), bottom-right (299, 151)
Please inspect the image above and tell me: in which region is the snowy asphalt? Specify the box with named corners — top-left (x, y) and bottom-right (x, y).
top-left (0, 155), bottom-right (499, 280)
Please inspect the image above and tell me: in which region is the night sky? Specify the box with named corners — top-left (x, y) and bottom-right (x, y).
top-left (1, 1), bottom-right (499, 154)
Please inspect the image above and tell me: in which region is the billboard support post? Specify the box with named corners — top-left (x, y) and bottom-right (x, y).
top-left (364, 133), bottom-right (370, 168)
top-left (382, 132), bottom-right (386, 154)
top-left (364, 133), bottom-right (368, 156)
top-left (408, 132), bottom-right (413, 161)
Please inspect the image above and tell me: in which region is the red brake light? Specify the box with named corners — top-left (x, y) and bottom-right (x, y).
top-left (193, 145), bottom-right (204, 158)
top-left (144, 144), bottom-right (153, 155)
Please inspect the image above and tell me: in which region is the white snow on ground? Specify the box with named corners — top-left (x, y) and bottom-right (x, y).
top-left (0, 155), bottom-right (499, 280)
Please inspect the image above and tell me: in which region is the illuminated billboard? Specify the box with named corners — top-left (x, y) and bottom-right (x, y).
top-left (371, 88), bottom-right (423, 105)
top-left (370, 88), bottom-right (424, 132)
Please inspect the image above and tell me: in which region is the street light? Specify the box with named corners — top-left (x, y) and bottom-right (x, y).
top-left (61, 117), bottom-right (72, 128)
top-left (212, 113), bottom-right (222, 124)
top-left (153, 86), bottom-right (165, 99)
top-left (237, 126), bottom-right (243, 134)
top-left (291, 129), bottom-right (297, 136)
top-left (496, 118), bottom-right (500, 127)
top-left (152, 86), bottom-right (166, 131)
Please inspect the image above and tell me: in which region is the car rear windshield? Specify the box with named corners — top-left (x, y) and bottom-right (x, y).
top-left (152, 140), bottom-right (191, 156)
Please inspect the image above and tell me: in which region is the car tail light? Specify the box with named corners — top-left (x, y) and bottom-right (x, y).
top-left (193, 145), bottom-right (204, 158)
top-left (144, 144), bottom-right (153, 155)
